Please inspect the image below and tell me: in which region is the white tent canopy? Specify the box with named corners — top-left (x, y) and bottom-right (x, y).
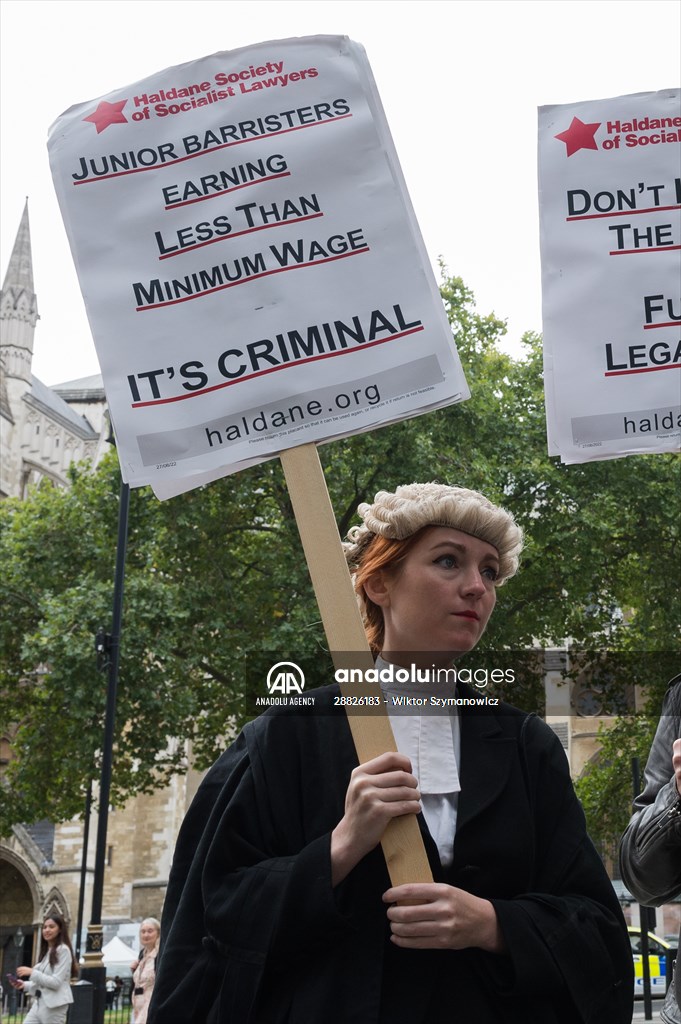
top-left (101, 936), bottom-right (136, 966)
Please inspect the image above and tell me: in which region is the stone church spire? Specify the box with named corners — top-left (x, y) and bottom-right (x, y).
top-left (1, 200), bottom-right (40, 383)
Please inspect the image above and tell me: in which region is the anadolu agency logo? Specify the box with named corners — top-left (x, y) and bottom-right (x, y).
top-left (268, 661), bottom-right (305, 694)
top-left (255, 662), bottom-right (316, 707)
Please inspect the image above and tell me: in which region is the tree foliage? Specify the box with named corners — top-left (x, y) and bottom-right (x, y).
top-left (574, 713), bottom-right (659, 866)
top-left (0, 273), bottom-right (678, 836)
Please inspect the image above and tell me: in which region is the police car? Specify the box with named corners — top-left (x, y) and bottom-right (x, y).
top-left (628, 926), bottom-right (674, 998)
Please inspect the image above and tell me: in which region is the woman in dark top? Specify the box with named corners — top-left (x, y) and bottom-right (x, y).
top-left (150, 483), bottom-right (633, 1024)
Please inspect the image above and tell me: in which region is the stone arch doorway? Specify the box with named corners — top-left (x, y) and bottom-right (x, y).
top-left (0, 851), bottom-right (40, 976)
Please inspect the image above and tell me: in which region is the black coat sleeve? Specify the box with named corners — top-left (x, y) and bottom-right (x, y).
top-left (488, 716), bottom-right (634, 1024)
top-left (149, 709), bottom-right (366, 1024)
top-left (149, 730), bottom-right (254, 1024)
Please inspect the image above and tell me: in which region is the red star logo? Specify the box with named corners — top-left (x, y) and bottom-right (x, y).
top-left (554, 116), bottom-right (601, 157)
top-left (83, 99), bottom-right (128, 133)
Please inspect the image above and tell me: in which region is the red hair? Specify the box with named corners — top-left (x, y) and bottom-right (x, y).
top-left (351, 532), bottom-right (423, 655)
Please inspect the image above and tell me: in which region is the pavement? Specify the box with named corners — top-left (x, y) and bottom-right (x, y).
top-left (631, 1010), bottom-right (664, 1022)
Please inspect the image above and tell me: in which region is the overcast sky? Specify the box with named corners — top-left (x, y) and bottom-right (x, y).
top-left (1, 0), bottom-right (680, 385)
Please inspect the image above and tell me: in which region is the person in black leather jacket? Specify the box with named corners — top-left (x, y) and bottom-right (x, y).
top-left (620, 674), bottom-right (681, 1019)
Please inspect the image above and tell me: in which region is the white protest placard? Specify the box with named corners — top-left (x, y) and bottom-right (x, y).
top-left (48, 36), bottom-right (469, 491)
top-left (538, 88), bottom-right (681, 465)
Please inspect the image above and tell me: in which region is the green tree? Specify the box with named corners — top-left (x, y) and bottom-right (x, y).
top-left (1, 273), bottom-right (678, 835)
top-left (574, 713), bottom-right (660, 865)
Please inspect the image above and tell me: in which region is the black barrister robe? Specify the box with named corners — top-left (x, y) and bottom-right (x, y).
top-left (149, 684), bottom-right (633, 1024)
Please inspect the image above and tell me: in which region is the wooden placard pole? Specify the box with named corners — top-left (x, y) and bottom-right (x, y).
top-left (280, 442), bottom-right (432, 887)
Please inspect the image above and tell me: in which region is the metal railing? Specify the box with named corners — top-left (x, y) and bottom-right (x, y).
top-left (1, 981), bottom-right (134, 1023)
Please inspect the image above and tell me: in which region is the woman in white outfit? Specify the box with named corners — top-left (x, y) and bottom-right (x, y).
top-left (11, 914), bottom-right (77, 1024)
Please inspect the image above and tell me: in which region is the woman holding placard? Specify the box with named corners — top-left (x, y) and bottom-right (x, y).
top-left (150, 483), bottom-right (632, 1023)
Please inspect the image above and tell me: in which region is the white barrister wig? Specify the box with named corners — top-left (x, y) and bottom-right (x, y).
top-left (343, 482), bottom-right (524, 585)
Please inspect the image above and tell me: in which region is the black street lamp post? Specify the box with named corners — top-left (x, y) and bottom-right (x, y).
top-left (75, 781), bottom-right (93, 962)
top-left (79, 478), bottom-right (130, 1024)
